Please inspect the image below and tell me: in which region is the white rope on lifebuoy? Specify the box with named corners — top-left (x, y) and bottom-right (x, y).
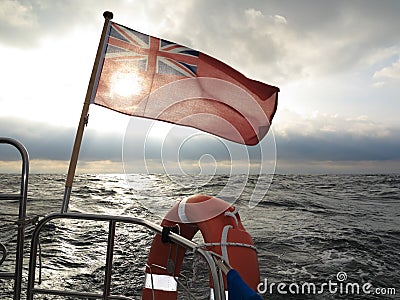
top-left (195, 242), bottom-right (257, 252)
top-left (224, 207), bottom-right (239, 227)
top-left (177, 197), bottom-right (190, 223)
top-left (221, 225), bottom-right (232, 263)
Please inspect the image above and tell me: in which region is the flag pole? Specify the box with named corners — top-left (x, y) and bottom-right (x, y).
top-left (61, 11), bottom-right (113, 213)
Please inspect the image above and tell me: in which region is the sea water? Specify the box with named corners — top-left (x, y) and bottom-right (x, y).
top-left (0, 174), bottom-right (399, 299)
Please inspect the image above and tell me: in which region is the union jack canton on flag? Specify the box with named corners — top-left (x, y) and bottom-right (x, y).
top-left (107, 24), bottom-right (199, 77)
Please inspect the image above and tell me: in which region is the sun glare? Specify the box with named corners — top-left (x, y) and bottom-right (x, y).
top-left (110, 72), bottom-right (143, 97)
top-left (148, 121), bottom-right (174, 139)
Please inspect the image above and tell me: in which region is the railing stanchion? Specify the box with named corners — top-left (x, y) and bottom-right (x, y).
top-left (104, 220), bottom-right (116, 299)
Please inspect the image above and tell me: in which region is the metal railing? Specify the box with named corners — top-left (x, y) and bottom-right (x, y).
top-left (27, 212), bottom-right (226, 300)
top-left (0, 137), bottom-right (30, 300)
top-left (1, 137), bottom-right (227, 299)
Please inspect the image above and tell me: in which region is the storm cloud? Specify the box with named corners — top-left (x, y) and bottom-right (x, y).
top-left (278, 129), bottom-right (400, 162)
top-left (1, 115), bottom-right (399, 174)
top-left (0, 117), bottom-right (122, 162)
top-left (1, 0), bottom-right (399, 82)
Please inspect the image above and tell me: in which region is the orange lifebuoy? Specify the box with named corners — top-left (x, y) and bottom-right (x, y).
top-left (142, 194), bottom-right (260, 299)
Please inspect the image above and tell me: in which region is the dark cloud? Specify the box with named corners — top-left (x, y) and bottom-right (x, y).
top-left (1, 116), bottom-right (400, 175)
top-left (0, 117), bottom-right (122, 161)
top-left (172, 0), bottom-right (400, 81)
top-left (2, 0), bottom-right (399, 84)
top-left (277, 128), bottom-right (400, 162)
top-left (0, 118), bottom-right (73, 160)
top-left (0, 0), bottom-right (128, 48)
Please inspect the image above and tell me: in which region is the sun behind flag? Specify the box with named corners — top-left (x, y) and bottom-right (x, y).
top-left (90, 21), bottom-right (279, 145)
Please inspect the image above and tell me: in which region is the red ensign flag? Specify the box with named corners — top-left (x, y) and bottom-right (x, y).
top-left (91, 22), bottom-right (279, 145)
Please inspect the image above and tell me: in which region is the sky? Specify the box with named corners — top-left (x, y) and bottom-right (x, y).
top-left (0, 0), bottom-right (399, 175)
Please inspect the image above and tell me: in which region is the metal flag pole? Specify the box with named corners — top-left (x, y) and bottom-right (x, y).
top-left (61, 11), bottom-right (113, 213)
